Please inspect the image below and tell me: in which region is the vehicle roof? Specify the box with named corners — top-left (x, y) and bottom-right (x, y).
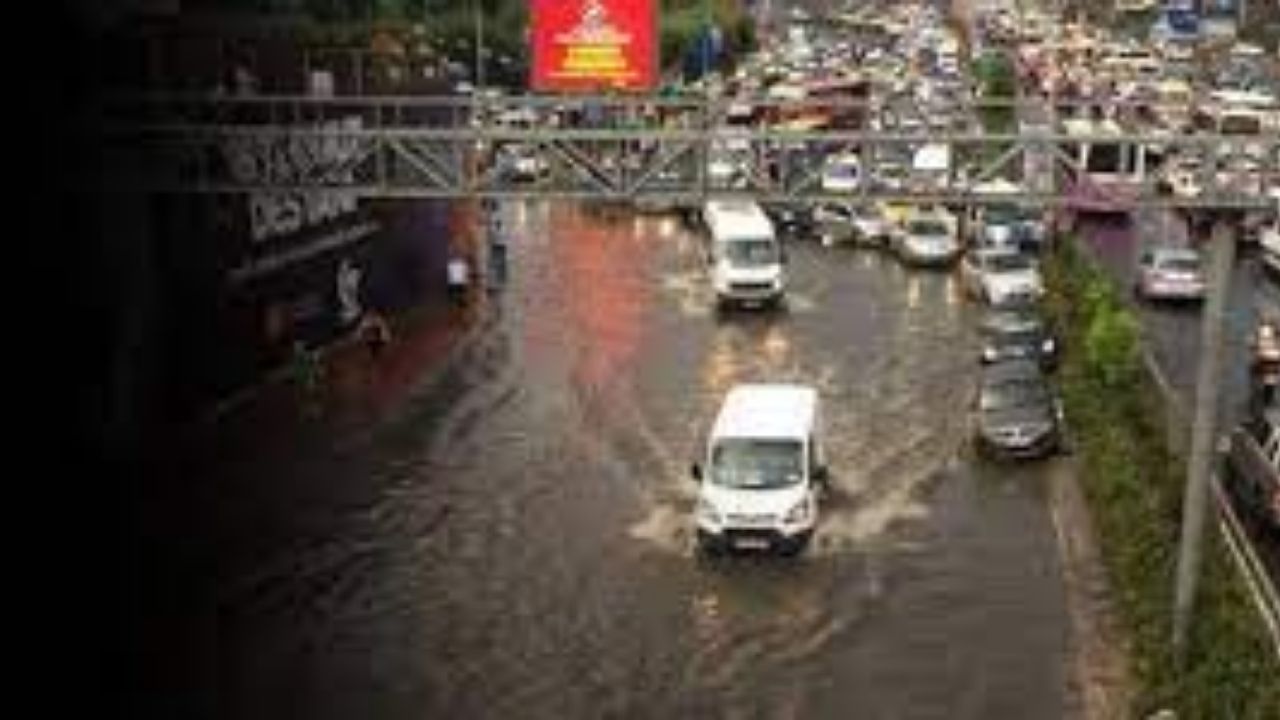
top-left (981, 359), bottom-right (1045, 386)
top-left (704, 200), bottom-right (775, 239)
top-left (713, 384), bottom-right (819, 441)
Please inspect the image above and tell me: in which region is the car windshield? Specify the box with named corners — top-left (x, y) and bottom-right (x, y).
top-left (981, 380), bottom-right (1049, 412)
top-left (1158, 256), bottom-right (1200, 273)
top-left (991, 328), bottom-right (1042, 347)
top-left (711, 439), bottom-right (804, 489)
top-left (908, 220), bottom-right (949, 236)
top-left (989, 253), bottom-right (1032, 272)
top-left (721, 238), bottom-right (780, 266)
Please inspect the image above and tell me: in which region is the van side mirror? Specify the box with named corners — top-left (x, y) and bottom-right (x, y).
top-left (813, 465), bottom-right (829, 484)
top-left (690, 462), bottom-right (702, 481)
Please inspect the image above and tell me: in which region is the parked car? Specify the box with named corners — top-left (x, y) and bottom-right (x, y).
top-left (973, 359), bottom-right (1066, 460)
top-left (979, 309), bottom-right (1060, 370)
top-left (894, 209), bottom-right (962, 266)
top-left (1135, 246), bottom-right (1206, 302)
top-left (961, 246), bottom-right (1045, 305)
top-left (1223, 406), bottom-right (1280, 540)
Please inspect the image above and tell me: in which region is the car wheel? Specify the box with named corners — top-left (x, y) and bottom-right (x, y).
top-left (776, 534), bottom-right (810, 558)
top-left (695, 532), bottom-right (724, 558)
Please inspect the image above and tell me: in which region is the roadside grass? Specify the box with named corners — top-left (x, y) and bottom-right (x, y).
top-left (1045, 237), bottom-right (1280, 718)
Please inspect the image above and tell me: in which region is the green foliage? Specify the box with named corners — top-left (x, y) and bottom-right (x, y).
top-left (972, 50), bottom-right (1016, 143)
top-left (1045, 238), bottom-right (1280, 718)
top-left (1080, 279), bottom-right (1141, 390)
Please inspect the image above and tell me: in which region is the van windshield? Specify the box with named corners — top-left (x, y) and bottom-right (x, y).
top-left (720, 238), bottom-right (780, 267)
top-left (711, 439), bottom-right (804, 489)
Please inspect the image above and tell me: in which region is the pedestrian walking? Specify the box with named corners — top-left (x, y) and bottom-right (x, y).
top-left (488, 210), bottom-right (508, 290)
top-left (447, 255), bottom-right (471, 305)
top-left (290, 340), bottom-right (324, 418)
top-left (358, 311), bottom-right (392, 359)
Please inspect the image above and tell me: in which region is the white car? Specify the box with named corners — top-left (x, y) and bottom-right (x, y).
top-left (850, 204), bottom-right (893, 246)
top-left (962, 247), bottom-right (1045, 305)
top-left (895, 211), bottom-right (962, 266)
top-left (1135, 246), bottom-right (1206, 302)
top-left (821, 153), bottom-right (863, 193)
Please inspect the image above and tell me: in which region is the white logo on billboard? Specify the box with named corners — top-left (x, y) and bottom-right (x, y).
top-left (558, 0), bottom-right (632, 44)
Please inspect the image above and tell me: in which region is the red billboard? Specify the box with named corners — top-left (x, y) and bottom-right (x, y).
top-left (530, 0), bottom-right (657, 93)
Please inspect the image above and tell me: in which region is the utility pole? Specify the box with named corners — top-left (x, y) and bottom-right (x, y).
top-left (703, 0), bottom-right (713, 81)
top-left (1172, 217), bottom-right (1237, 662)
top-left (474, 0), bottom-right (485, 89)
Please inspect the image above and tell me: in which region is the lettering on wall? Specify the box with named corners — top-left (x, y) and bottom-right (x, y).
top-left (221, 116), bottom-right (364, 243)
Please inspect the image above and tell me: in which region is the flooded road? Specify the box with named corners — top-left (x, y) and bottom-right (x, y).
top-left (134, 201), bottom-right (1075, 719)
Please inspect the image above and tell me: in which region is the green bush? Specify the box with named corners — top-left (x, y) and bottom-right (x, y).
top-left (1081, 285), bottom-right (1141, 390)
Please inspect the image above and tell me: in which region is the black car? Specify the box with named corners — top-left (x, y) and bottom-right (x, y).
top-left (979, 310), bottom-right (1059, 370)
top-left (974, 359), bottom-right (1065, 460)
top-left (762, 201), bottom-right (817, 240)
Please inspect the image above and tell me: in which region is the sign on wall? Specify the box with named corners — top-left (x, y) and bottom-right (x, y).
top-left (530, 0), bottom-right (657, 93)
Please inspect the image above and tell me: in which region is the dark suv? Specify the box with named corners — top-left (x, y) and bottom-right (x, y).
top-left (1223, 406), bottom-right (1280, 541)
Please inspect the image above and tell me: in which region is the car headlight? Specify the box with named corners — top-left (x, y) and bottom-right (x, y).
top-left (1023, 422), bottom-right (1054, 440)
top-left (783, 499), bottom-right (810, 524)
top-left (697, 498), bottom-right (722, 526)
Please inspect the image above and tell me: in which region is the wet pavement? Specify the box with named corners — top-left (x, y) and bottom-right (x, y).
top-left (131, 201), bottom-right (1079, 719)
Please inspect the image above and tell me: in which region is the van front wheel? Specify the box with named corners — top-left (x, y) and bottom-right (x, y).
top-left (777, 533), bottom-right (812, 557)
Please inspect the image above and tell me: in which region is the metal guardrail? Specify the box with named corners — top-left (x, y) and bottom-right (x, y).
top-left (1213, 476), bottom-right (1280, 661)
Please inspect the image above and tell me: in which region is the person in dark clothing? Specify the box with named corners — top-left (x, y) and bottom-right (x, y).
top-left (358, 312), bottom-right (392, 359)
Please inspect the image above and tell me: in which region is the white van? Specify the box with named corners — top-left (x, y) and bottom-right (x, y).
top-left (691, 384), bottom-right (827, 556)
top-left (702, 200), bottom-right (787, 309)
